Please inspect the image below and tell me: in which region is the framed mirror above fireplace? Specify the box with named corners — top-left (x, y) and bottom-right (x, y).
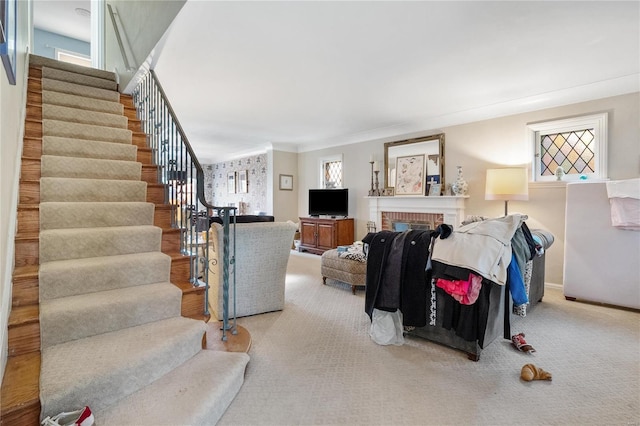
top-left (384, 133), bottom-right (445, 193)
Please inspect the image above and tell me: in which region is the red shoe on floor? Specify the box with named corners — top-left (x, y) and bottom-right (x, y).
top-left (41, 406), bottom-right (94, 426)
top-left (512, 332), bottom-right (536, 354)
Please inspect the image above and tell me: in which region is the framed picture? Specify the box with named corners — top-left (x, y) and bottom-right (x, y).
top-left (227, 172), bottom-right (236, 194)
top-left (394, 155), bottom-right (425, 196)
top-left (1, 0), bottom-right (17, 85)
top-left (428, 183), bottom-right (442, 196)
top-left (237, 170), bottom-right (248, 193)
top-left (279, 174), bottom-right (293, 191)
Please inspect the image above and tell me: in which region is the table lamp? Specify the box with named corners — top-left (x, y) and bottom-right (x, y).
top-left (485, 168), bottom-right (529, 216)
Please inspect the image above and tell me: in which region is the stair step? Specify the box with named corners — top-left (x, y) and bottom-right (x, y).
top-left (123, 106), bottom-right (138, 120)
top-left (43, 119), bottom-right (132, 144)
top-left (177, 281), bottom-right (208, 320)
top-left (41, 282), bottom-right (182, 348)
top-left (147, 183), bottom-right (166, 204)
top-left (42, 135), bottom-right (138, 162)
top-left (21, 137), bottom-right (43, 159)
top-left (0, 352), bottom-right (41, 426)
top-left (19, 180), bottom-right (40, 205)
top-left (14, 233), bottom-right (38, 268)
top-left (40, 225), bottom-right (162, 263)
top-left (42, 103), bottom-right (128, 129)
top-left (41, 90), bottom-right (124, 115)
top-left (41, 177), bottom-right (147, 203)
top-left (161, 227), bottom-right (182, 253)
top-left (40, 317), bottom-right (207, 419)
top-left (128, 117), bottom-right (142, 132)
top-left (119, 94), bottom-right (134, 109)
top-left (42, 66), bottom-right (117, 91)
top-left (171, 253), bottom-right (193, 283)
top-left (8, 305), bottom-right (40, 356)
top-left (40, 252), bottom-right (171, 300)
top-left (41, 155), bottom-right (142, 181)
top-left (21, 179), bottom-right (161, 205)
top-left (16, 204), bottom-right (38, 234)
top-left (41, 77), bottom-right (120, 103)
top-left (40, 201), bottom-right (154, 230)
top-left (96, 350), bottom-right (250, 425)
top-left (30, 54), bottom-right (117, 82)
top-left (11, 265), bottom-right (39, 307)
top-left (24, 118), bottom-right (42, 139)
top-left (141, 164), bottom-right (159, 184)
top-left (132, 131), bottom-right (148, 148)
top-left (137, 146), bottom-right (153, 164)
top-left (154, 204), bottom-right (173, 228)
top-left (19, 157), bottom-right (39, 181)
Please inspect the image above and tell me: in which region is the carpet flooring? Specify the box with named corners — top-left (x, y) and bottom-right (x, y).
top-left (220, 250), bottom-right (640, 426)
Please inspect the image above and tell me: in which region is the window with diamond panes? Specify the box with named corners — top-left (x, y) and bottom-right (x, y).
top-left (529, 113), bottom-right (607, 182)
top-left (540, 129), bottom-right (595, 177)
top-left (323, 160), bottom-right (342, 189)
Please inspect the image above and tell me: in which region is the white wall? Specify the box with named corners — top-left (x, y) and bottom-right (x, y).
top-left (298, 92), bottom-right (640, 286)
top-left (1, 0), bottom-right (31, 383)
top-left (272, 150), bottom-right (299, 223)
top-left (105, 0), bottom-right (185, 89)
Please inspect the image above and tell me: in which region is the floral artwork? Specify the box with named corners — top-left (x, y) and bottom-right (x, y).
top-left (395, 155), bottom-right (425, 196)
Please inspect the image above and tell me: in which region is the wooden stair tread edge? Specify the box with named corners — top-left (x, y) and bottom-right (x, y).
top-left (13, 265), bottom-right (39, 278)
top-left (15, 232), bottom-right (39, 240)
top-left (173, 280), bottom-right (207, 293)
top-left (8, 305), bottom-right (39, 327)
top-left (0, 352), bottom-right (41, 413)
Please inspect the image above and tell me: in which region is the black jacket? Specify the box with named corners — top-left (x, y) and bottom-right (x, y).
top-left (363, 230), bottom-right (432, 326)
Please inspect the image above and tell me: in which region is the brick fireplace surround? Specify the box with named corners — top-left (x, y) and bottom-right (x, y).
top-left (367, 195), bottom-right (468, 232)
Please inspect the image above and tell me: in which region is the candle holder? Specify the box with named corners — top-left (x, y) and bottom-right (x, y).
top-left (368, 161), bottom-right (376, 196)
top-left (373, 170), bottom-right (381, 196)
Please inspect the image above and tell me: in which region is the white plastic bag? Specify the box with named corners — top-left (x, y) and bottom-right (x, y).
top-left (369, 309), bottom-right (404, 346)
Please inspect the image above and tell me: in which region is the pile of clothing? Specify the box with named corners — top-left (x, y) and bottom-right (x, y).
top-left (363, 214), bottom-right (542, 346)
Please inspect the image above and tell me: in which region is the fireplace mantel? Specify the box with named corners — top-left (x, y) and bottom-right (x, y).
top-left (366, 195), bottom-right (468, 230)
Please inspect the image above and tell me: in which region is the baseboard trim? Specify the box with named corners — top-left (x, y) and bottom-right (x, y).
top-left (545, 282), bottom-right (562, 291)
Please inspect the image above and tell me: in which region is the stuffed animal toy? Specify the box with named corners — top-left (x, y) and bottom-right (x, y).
top-left (520, 363), bottom-right (552, 381)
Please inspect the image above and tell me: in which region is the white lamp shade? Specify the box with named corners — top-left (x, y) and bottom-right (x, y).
top-left (485, 168), bottom-right (529, 201)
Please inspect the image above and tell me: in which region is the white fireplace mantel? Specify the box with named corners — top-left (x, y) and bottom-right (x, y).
top-left (366, 195), bottom-right (468, 229)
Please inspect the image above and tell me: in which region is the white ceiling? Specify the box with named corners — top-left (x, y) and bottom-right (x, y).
top-left (35, 1), bottom-right (639, 163)
top-left (34, 0), bottom-right (91, 42)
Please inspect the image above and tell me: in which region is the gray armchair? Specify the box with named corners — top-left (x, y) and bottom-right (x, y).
top-left (207, 221), bottom-right (296, 320)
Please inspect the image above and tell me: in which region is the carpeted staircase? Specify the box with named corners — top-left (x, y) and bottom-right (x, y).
top-left (2, 55), bottom-right (249, 425)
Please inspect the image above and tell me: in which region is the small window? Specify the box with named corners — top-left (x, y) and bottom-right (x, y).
top-left (320, 155), bottom-right (343, 189)
top-left (528, 113), bottom-right (608, 182)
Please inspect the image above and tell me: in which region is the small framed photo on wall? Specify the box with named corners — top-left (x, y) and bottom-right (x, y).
top-left (227, 172), bottom-right (236, 194)
top-left (279, 174), bottom-right (293, 191)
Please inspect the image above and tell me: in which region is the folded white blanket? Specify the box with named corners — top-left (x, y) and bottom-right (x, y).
top-left (606, 178), bottom-right (640, 199)
top-left (606, 178), bottom-right (640, 230)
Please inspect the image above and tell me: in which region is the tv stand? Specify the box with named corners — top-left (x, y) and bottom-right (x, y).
top-left (298, 217), bottom-right (354, 255)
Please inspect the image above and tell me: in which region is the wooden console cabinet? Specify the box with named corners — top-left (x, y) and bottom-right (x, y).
top-left (299, 217), bottom-right (354, 255)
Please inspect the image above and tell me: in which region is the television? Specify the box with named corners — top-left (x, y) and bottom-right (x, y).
top-left (308, 188), bottom-right (349, 217)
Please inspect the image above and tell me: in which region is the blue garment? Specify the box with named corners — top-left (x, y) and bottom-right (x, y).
top-left (507, 253), bottom-right (528, 306)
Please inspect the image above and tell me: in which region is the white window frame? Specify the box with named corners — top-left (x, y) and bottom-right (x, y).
top-left (527, 113), bottom-right (608, 182)
top-left (56, 48), bottom-right (92, 67)
top-left (318, 154), bottom-right (343, 189)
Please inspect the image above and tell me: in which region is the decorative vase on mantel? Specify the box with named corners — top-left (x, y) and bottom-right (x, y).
top-left (451, 165), bottom-right (469, 196)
